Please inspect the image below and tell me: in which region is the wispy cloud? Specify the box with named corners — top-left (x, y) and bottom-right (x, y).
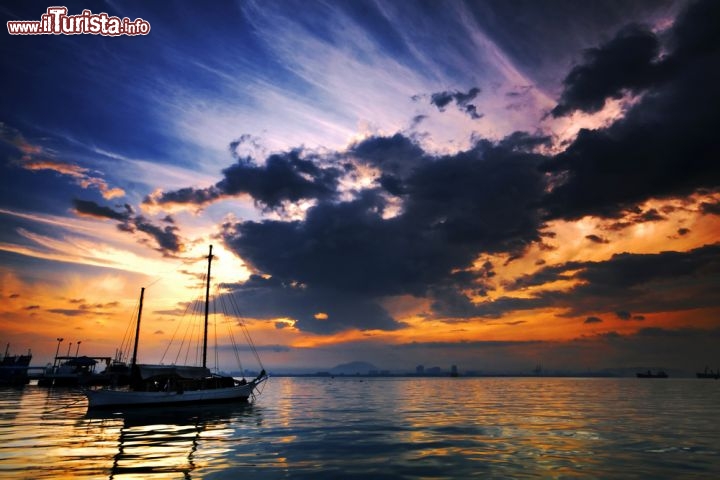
top-left (0, 208), bottom-right (172, 275)
top-left (1, 123), bottom-right (125, 200)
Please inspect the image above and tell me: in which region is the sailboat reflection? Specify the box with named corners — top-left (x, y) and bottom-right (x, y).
top-left (87, 403), bottom-right (262, 478)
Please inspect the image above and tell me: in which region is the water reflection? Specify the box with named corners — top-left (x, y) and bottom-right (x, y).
top-left (257, 377), bottom-right (720, 478)
top-left (2, 379), bottom-right (720, 479)
top-left (85, 404), bottom-right (261, 479)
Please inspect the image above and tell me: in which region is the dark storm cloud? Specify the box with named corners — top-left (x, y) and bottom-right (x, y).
top-left (606, 207), bottom-right (668, 231)
top-left (349, 133), bottom-right (427, 177)
top-left (72, 198), bottom-right (183, 255)
top-left (220, 274), bottom-right (402, 334)
top-left (73, 198), bottom-right (131, 221)
top-left (147, 186), bottom-right (222, 206)
top-left (225, 190), bottom-right (443, 298)
top-left (498, 131), bottom-right (551, 153)
top-left (144, 149), bottom-right (342, 211)
top-left (700, 200), bottom-right (720, 215)
top-left (400, 139), bottom-right (547, 253)
top-left (219, 150), bottom-right (341, 207)
top-left (507, 263), bottom-right (576, 291)
top-left (551, 24), bottom-right (661, 117)
top-left (431, 290), bottom-right (549, 319)
top-left (378, 174), bottom-right (405, 196)
top-left (426, 87), bottom-right (483, 119)
top-left (222, 134), bottom-right (549, 331)
top-left (584, 316), bottom-right (603, 324)
top-left (477, 244), bottom-right (720, 320)
top-left (133, 216), bottom-right (182, 255)
top-left (217, 111), bottom-right (717, 332)
top-left (568, 244), bottom-right (719, 314)
top-left (543, 0), bottom-right (720, 219)
top-left (225, 136), bottom-right (548, 297)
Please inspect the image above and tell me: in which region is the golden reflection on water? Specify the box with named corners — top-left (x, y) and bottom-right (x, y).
top-left (0, 387), bottom-right (263, 479)
top-left (87, 406), bottom-right (249, 478)
top-left (1, 378), bottom-right (719, 478)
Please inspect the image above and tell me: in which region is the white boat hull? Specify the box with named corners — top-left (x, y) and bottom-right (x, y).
top-left (85, 382), bottom-right (258, 408)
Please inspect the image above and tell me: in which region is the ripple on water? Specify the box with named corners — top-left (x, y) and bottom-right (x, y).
top-left (1, 378), bottom-right (719, 479)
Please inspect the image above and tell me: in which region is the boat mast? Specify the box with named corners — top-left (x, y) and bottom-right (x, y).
top-left (203, 245), bottom-right (213, 368)
top-left (130, 287), bottom-right (145, 370)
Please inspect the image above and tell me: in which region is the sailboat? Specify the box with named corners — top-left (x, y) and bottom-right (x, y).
top-left (84, 245), bottom-right (268, 408)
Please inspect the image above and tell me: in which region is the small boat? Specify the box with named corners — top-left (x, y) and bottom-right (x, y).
top-left (636, 370), bottom-right (668, 378)
top-left (696, 367), bottom-right (719, 379)
top-left (84, 245), bottom-right (267, 408)
top-left (37, 355), bottom-right (116, 387)
top-left (0, 345), bottom-right (32, 386)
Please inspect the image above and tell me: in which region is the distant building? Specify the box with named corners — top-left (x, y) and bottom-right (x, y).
top-left (450, 365), bottom-right (458, 377)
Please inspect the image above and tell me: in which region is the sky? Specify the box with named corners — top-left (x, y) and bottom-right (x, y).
top-left (1, 0), bottom-right (719, 375)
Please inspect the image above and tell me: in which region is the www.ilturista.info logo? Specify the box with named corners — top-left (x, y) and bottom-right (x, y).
top-left (7, 7), bottom-right (150, 36)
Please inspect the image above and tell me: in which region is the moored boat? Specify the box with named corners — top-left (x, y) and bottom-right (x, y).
top-left (37, 355), bottom-right (114, 387)
top-left (84, 245), bottom-right (267, 409)
top-left (0, 345), bottom-right (32, 386)
top-left (85, 367), bottom-right (265, 407)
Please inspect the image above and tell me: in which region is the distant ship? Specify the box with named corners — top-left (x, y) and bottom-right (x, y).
top-left (696, 367), bottom-right (719, 379)
top-left (0, 345), bottom-right (32, 386)
top-left (636, 370), bottom-right (668, 378)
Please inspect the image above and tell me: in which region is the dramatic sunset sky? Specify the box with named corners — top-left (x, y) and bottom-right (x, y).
top-left (1, 0), bottom-right (718, 374)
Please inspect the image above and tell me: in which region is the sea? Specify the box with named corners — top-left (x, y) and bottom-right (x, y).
top-left (1, 377), bottom-right (719, 479)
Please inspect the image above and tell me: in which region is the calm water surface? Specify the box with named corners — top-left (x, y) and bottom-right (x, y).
top-left (1, 377), bottom-right (719, 478)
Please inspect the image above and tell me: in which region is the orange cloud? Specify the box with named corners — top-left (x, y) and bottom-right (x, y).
top-left (0, 124), bottom-right (125, 200)
top-left (23, 158), bottom-right (125, 200)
